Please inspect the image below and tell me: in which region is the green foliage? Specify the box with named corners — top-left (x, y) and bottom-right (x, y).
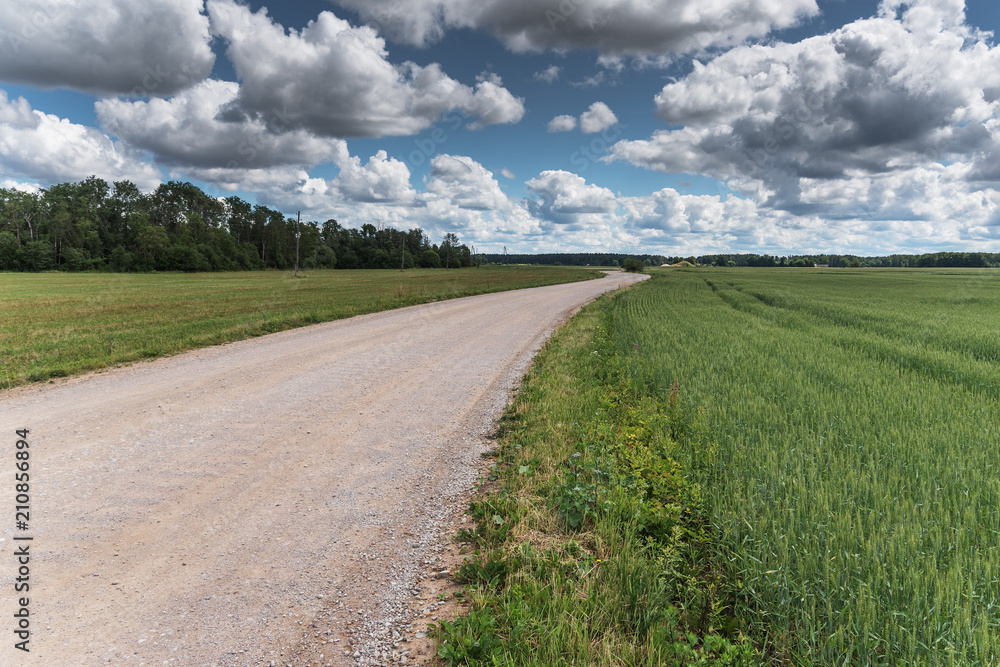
top-left (622, 257), bottom-right (645, 273)
top-left (433, 611), bottom-right (500, 666)
top-left (437, 299), bottom-right (759, 665)
top-left (420, 248), bottom-right (442, 268)
top-left (18, 240), bottom-right (55, 271)
top-left (0, 178), bottom-right (476, 273)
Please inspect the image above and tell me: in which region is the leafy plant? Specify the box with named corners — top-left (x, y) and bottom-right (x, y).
top-left (434, 610), bottom-right (500, 665)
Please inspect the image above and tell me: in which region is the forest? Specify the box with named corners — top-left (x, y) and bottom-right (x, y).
top-left (483, 252), bottom-right (670, 266)
top-left (489, 252), bottom-right (1000, 268)
top-left (0, 177), bottom-right (475, 272)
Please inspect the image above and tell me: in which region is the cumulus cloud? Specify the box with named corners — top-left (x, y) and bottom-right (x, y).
top-left (0, 90), bottom-right (161, 189)
top-left (0, 0), bottom-right (213, 96)
top-left (500, 168), bottom-right (515, 179)
top-left (608, 0), bottom-right (1000, 216)
top-left (579, 102), bottom-right (618, 134)
top-left (526, 170), bottom-right (618, 226)
top-left (533, 65), bottom-right (561, 83)
top-left (549, 103), bottom-right (619, 134)
top-left (206, 0), bottom-right (524, 138)
top-left (0, 179), bottom-right (40, 194)
top-left (425, 154), bottom-right (510, 211)
top-left (331, 148), bottom-right (417, 204)
top-left (547, 115), bottom-right (578, 132)
top-left (96, 80), bottom-right (346, 170)
top-left (462, 73), bottom-right (526, 129)
top-left (332, 0), bottom-right (818, 57)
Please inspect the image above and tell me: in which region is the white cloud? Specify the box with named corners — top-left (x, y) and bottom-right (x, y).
top-left (608, 0), bottom-right (1000, 219)
top-left (533, 65), bottom-right (561, 83)
top-left (0, 90), bottom-right (161, 189)
top-left (0, 179), bottom-right (40, 194)
top-left (526, 170), bottom-right (618, 225)
top-left (500, 168), bottom-right (515, 179)
top-left (206, 0), bottom-right (524, 138)
top-left (331, 148), bottom-right (417, 204)
top-left (96, 80), bottom-right (346, 169)
top-left (208, 158), bottom-right (1000, 256)
top-left (547, 115), bottom-right (578, 132)
top-left (332, 0), bottom-right (818, 57)
top-left (579, 102), bottom-right (618, 134)
top-left (549, 103), bottom-right (618, 134)
top-left (425, 154), bottom-right (509, 211)
top-left (0, 0), bottom-right (213, 96)
top-left (462, 73), bottom-right (526, 129)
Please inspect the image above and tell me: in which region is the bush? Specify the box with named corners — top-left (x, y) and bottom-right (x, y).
top-left (315, 244), bottom-right (337, 269)
top-left (108, 245), bottom-right (135, 272)
top-left (623, 257), bottom-right (645, 273)
top-left (18, 241), bottom-right (55, 271)
top-left (59, 247), bottom-right (88, 272)
top-left (163, 244), bottom-right (210, 272)
top-left (420, 249), bottom-right (442, 268)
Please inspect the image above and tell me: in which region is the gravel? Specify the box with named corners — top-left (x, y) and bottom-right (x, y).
top-left (0, 271), bottom-right (647, 666)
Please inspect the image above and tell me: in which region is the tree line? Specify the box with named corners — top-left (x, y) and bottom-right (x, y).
top-left (483, 252), bottom-right (669, 267)
top-left (700, 253), bottom-right (1000, 268)
top-left (484, 252), bottom-right (1000, 269)
top-left (0, 177), bottom-right (475, 272)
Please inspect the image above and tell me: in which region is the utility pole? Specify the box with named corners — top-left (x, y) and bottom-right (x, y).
top-left (293, 211), bottom-right (301, 278)
top-left (400, 232), bottom-right (406, 271)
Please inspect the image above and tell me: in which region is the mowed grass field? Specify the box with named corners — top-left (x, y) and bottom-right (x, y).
top-left (604, 268), bottom-right (1000, 664)
top-left (0, 267), bottom-right (598, 389)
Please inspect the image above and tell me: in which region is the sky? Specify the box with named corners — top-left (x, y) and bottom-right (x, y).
top-left (1, 0), bottom-right (999, 256)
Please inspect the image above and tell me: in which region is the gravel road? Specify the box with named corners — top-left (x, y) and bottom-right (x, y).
top-left (0, 271), bottom-right (647, 667)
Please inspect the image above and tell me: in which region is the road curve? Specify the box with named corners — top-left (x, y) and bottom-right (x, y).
top-left (0, 271), bottom-right (647, 666)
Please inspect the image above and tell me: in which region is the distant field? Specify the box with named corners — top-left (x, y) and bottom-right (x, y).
top-left (0, 267), bottom-right (598, 389)
top-left (603, 268), bottom-right (1000, 664)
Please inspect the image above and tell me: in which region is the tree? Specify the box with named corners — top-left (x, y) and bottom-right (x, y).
top-left (0, 231), bottom-right (18, 269)
top-left (441, 232), bottom-right (460, 268)
top-left (18, 241), bottom-right (55, 271)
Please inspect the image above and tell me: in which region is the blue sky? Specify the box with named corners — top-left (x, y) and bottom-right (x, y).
top-left (1, 0), bottom-right (999, 255)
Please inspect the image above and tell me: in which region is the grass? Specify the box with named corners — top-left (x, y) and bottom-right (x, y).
top-left (438, 267), bottom-right (1000, 666)
top-left (0, 267), bottom-right (598, 389)
top-left (434, 291), bottom-right (758, 665)
top-left (601, 268), bottom-right (1000, 664)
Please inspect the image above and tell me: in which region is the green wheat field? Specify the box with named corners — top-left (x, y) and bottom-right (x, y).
top-left (605, 268), bottom-right (1000, 664)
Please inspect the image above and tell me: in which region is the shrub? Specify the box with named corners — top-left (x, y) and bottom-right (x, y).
top-left (623, 257), bottom-right (645, 273)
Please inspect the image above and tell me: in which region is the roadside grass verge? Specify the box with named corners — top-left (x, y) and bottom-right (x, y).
top-left (0, 267), bottom-right (598, 389)
top-left (433, 294), bottom-right (758, 665)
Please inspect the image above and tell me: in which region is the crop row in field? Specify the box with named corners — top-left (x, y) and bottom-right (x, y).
top-left (0, 267), bottom-right (597, 389)
top-left (603, 268), bottom-right (1000, 664)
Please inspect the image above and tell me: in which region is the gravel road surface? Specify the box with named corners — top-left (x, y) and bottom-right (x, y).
top-left (0, 271), bottom-right (647, 667)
